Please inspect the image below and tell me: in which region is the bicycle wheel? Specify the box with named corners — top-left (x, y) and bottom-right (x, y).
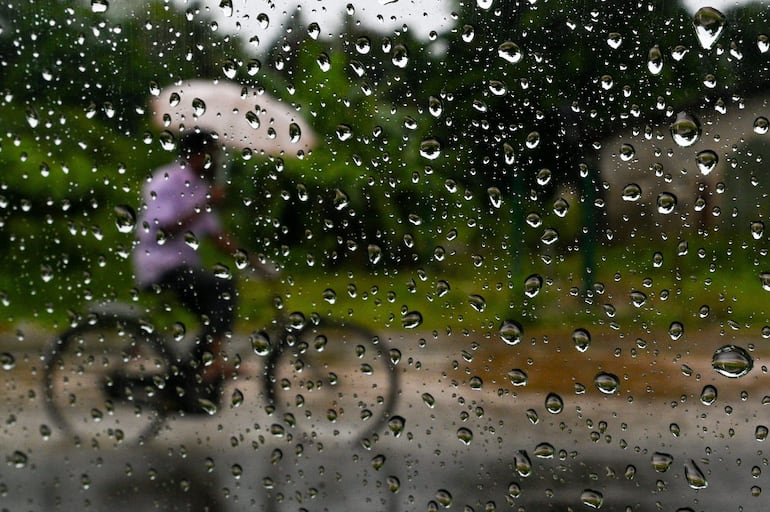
top-left (266, 319), bottom-right (398, 442)
top-left (43, 312), bottom-right (172, 445)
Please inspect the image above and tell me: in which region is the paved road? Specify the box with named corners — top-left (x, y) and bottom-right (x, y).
top-left (1, 324), bottom-right (768, 511)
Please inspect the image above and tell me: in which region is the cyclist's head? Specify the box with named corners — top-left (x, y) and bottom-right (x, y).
top-left (178, 130), bottom-right (219, 177)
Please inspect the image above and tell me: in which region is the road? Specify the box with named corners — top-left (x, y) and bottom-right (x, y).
top-left (1, 323), bottom-right (768, 511)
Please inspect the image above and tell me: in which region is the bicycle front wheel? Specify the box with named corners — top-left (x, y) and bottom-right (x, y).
top-left (266, 320), bottom-right (398, 443)
top-left (43, 313), bottom-right (172, 445)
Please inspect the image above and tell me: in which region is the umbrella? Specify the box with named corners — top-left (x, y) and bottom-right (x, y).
top-left (149, 79), bottom-right (317, 157)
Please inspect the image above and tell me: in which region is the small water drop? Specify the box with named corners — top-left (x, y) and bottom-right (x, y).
top-left (508, 369), bottom-right (528, 386)
top-left (594, 372), bottom-right (620, 394)
top-left (468, 294), bottom-right (486, 312)
top-left (693, 7), bottom-right (726, 50)
top-left (695, 150), bottom-right (719, 175)
top-left (712, 345), bottom-right (753, 378)
top-left (622, 183), bottom-right (642, 202)
top-left (250, 331), bottom-right (272, 356)
top-left (316, 52), bottom-right (331, 72)
top-left (514, 450), bottom-right (532, 477)
top-left (91, 0), bottom-right (109, 13)
top-left (114, 205), bottom-right (136, 233)
top-left (700, 384), bottom-right (718, 405)
top-left (581, 489), bottom-right (604, 509)
top-left (191, 97), bottom-right (206, 117)
top-left (487, 187), bottom-right (502, 208)
top-left (754, 116), bottom-right (769, 135)
top-left (499, 320), bottom-right (523, 345)
top-left (573, 328), bottom-right (591, 352)
top-left (371, 454), bottom-right (386, 470)
top-left (456, 427), bottom-right (473, 445)
top-left (419, 138), bottom-right (442, 160)
top-left (684, 459), bottom-right (708, 489)
top-left (545, 392), bottom-right (563, 414)
top-left (524, 274), bottom-right (543, 298)
top-left (652, 452), bottom-right (674, 472)
top-left (607, 32), bottom-right (622, 49)
top-left (498, 41), bottom-right (523, 63)
top-left (401, 311), bottom-right (423, 329)
top-left (670, 112), bottom-right (701, 147)
top-left (647, 45), bottom-right (663, 75)
top-left (668, 321), bottom-right (684, 340)
top-left (756, 425), bottom-right (769, 441)
top-left (307, 22), bottom-right (321, 40)
top-left (533, 442), bottom-right (555, 458)
top-left (388, 415), bottom-right (405, 437)
top-left (657, 192), bottom-right (678, 214)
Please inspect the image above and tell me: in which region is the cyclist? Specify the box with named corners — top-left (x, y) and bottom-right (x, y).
top-left (132, 130), bottom-right (241, 412)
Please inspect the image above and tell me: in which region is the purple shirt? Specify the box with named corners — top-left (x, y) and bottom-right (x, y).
top-left (132, 161), bottom-right (222, 286)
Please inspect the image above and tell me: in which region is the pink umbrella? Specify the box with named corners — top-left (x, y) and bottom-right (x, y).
top-left (149, 79), bottom-right (317, 158)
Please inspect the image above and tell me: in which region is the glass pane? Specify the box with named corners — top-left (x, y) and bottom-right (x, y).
top-left (2, 0), bottom-right (769, 510)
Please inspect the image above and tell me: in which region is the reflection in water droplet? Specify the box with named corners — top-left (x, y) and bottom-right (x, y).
top-left (761, 272), bottom-right (770, 291)
top-left (652, 452), bottom-right (674, 472)
top-left (436, 489), bottom-right (453, 507)
top-left (419, 138), bottom-right (442, 160)
top-left (668, 321), bottom-right (684, 340)
top-left (630, 290), bottom-right (647, 308)
top-left (91, 0), bottom-right (109, 13)
top-left (524, 274), bottom-right (543, 298)
top-left (421, 393), bottom-right (436, 408)
top-left (647, 45), bottom-right (663, 75)
top-left (114, 205), bottom-right (136, 233)
top-left (371, 454), bottom-right (386, 470)
top-left (514, 450), bottom-right (532, 477)
top-left (457, 427), bottom-right (473, 445)
top-left (756, 425), bottom-right (768, 441)
top-left (388, 416), bottom-right (405, 437)
top-left (468, 294), bottom-right (486, 312)
top-left (498, 41), bottom-right (523, 63)
top-left (693, 7), bottom-right (726, 50)
top-left (700, 384), bottom-right (718, 405)
top-left (499, 320), bottom-right (523, 345)
top-left (695, 150), bottom-right (719, 175)
top-left (684, 459), bottom-right (708, 489)
top-left (712, 345), bottom-right (753, 378)
top-left (754, 116), bottom-right (769, 134)
top-left (758, 34), bottom-right (770, 53)
top-left (594, 372), bottom-right (620, 394)
top-left (0, 352), bottom-right (15, 370)
top-left (508, 369), bottom-right (528, 386)
top-left (657, 192), bottom-right (678, 214)
top-left (622, 183), bottom-right (642, 202)
top-left (580, 489), bottom-right (604, 509)
top-left (401, 311), bottom-right (423, 329)
top-left (670, 112), bottom-right (701, 147)
top-left (545, 392), bottom-right (564, 414)
top-left (487, 187), bottom-right (502, 208)
top-left (573, 328), bottom-right (591, 352)
top-left (533, 442), bottom-right (555, 458)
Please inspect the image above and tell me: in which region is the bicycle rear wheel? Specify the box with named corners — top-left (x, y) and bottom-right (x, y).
top-left (266, 320), bottom-right (398, 442)
top-left (43, 313), bottom-right (172, 445)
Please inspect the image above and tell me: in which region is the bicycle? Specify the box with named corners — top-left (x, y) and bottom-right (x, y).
top-left (42, 277), bottom-right (400, 446)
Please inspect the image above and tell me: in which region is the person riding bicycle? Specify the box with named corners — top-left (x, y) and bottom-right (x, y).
top-left (132, 130), bottom-right (242, 412)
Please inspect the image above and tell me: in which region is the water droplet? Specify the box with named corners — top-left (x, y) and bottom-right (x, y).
top-left (700, 384), bottom-right (718, 405)
top-left (607, 32), bottom-right (622, 49)
top-left (693, 7), bottom-right (726, 50)
top-left (545, 392), bottom-right (564, 414)
top-left (386, 475), bottom-right (400, 493)
top-left (468, 294), bottom-right (486, 312)
top-left (647, 45), bottom-right (663, 75)
top-left (652, 452), bottom-right (674, 472)
top-left (526, 131), bottom-right (540, 149)
top-left (573, 328), bottom-right (591, 352)
top-left (435, 489), bottom-right (453, 508)
top-left (670, 423), bottom-right (681, 437)
top-left (256, 12), bottom-right (270, 29)
top-left (456, 427), bottom-right (473, 445)
top-left (523, 274), bottom-right (543, 298)
top-left (498, 41), bottom-right (523, 63)
top-left (401, 311), bottom-right (423, 329)
top-left (695, 150), bottom-right (719, 175)
top-left (761, 272), bottom-right (770, 291)
top-left (508, 369), bottom-right (528, 386)
top-left (670, 112), bottom-right (701, 147)
top-left (499, 320), bottom-right (523, 345)
top-left (388, 415), bottom-right (405, 437)
top-left (622, 183), bottom-right (642, 202)
top-left (657, 192), bottom-right (678, 214)
top-left (0, 352), bottom-right (15, 370)
top-left (307, 21), bottom-right (321, 40)
top-left (756, 425), bottom-right (768, 441)
top-left (754, 116), bottom-right (769, 135)
top-left (503, 143), bottom-right (515, 165)
top-left (191, 97), bottom-right (206, 117)
top-left (419, 139), bottom-right (442, 160)
top-left (114, 205), bottom-right (136, 233)
top-left (371, 454), bottom-right (386, 470)
top-left (461, 24), bottom-right (475, 42)
top-left (514, 450), bottom-right (532, 477)
top-left (540, 228), bottom-right (559, 245)
top-left (91, 0), bottom-right (109, 13)
top-left (392, 44), bottom-right (409, 68)
top-left (250, 331), bottom-right (271, 356)
top-left (487, 187), bottom-right (502, 208)
top-left (421, 393), bottom-right (436, 408)
top-left (553, 197), bottom-right (570, 217)
top-left (231, 388), bottom-right (244, 407)
top-left (668, 321), bottom-right (684, 340)
top-left (368, 244), bottom-right (383, 264)
top-left (531, 442), bottom-right (554, 459)
top-left (436, 280), bottom-right (451, 297)
top-left (581, 489), bottom-right (604, 509)
top-left (488, 80), bottom-right (507, 96)
top-left (526, 409), bottom-right (539, 424)
top-left (758, 34), bottom-right (770, 53)
top-left (469, 376), bottom-right (483, 390)
top-left (316, 52), bottom-right (331, 72)
top-left (594, 372), bottom-right (620, 394)
top-left (712, 345), bottom-right (753, 378)
top-left (630, 290), bottom-right (647, 308)
top-left (684, 459), bottom-right (708, 489)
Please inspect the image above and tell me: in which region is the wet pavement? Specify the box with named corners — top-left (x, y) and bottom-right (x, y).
top-left (1, 324), bottom-right (768, 511)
